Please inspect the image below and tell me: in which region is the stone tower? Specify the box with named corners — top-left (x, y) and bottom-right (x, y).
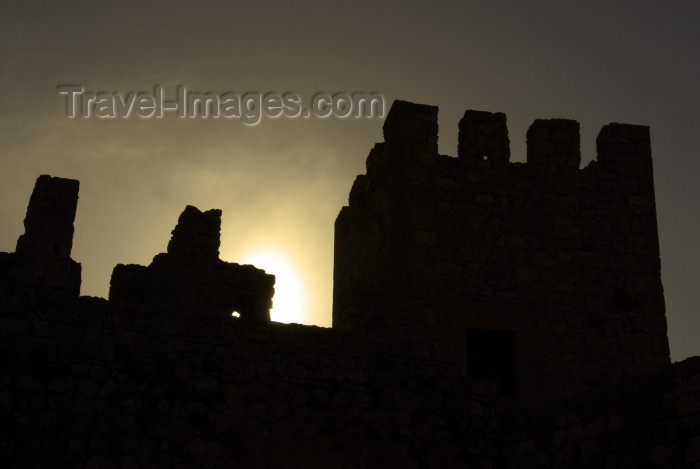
top-left (333, 100), bottom-right (669, 404)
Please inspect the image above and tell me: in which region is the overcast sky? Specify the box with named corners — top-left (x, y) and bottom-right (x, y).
top-left (1, 1), bottom-right (698, 361)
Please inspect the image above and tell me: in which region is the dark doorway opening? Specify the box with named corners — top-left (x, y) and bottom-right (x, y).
top-left (466, 328), bottom-right (517, 397)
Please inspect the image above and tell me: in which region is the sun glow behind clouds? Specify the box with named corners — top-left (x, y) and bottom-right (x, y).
top-left (240, 251), bottom-right (304, 324)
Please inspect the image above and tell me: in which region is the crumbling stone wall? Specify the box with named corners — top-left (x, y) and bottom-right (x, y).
top-left (0, 174), bottom-right (510, 468)
top-left (0, 175), bottom-right (81, 308)
top-left (109, 205), bottom-right (274, 323)
top-left (334, 100), bottom-right (670, 404)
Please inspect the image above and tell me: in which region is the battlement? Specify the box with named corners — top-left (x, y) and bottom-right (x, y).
top-left (381, 99), bottom-right (652, 175)
top-left (334, 100), bottom-right (667, 403)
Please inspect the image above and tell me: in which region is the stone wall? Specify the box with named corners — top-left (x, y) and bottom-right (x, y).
top-left (0, 174), bottom-right (510, 468)
top-left (0, 307), bottom-right (511, 468)
top-left (334, 101), bottom-right (669, 405)
top-left (1, 99), bottom-right (696, 467)
top-left (505, 356), bottom-right (700, 468)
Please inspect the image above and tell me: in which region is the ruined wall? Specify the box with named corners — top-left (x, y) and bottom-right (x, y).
top-left (0, 175), bottom-right (81, 308)
top-left (0, 175), bottom-right (510, 468)
top-left (110, 205), bottom-right (274, 323)
top-left (334, 101), bottom-right (669, 404)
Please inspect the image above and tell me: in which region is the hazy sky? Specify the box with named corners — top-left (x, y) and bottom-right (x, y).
top-left (1, 1), bottom-right (698, 361)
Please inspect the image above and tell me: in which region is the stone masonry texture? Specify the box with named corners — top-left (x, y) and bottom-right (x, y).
top-left (0, 100), bottom-right (698, 468)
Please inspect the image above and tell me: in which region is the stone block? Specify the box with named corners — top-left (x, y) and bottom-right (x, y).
top-left (458, 110), bottom-right (510, 162)
top-left (526, 119), bottom-right (581, 169)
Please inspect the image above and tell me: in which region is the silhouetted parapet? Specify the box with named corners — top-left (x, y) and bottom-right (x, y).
top-left (167, 205), bottom-right (221, 261)
top-left (526, 119), bottom-right (581, 170)
top-left (16, 175), bottom-right (79, 259)
top-left (0, 175), bottom-right (81, 306)
top-left (109, 206), bottom-right (274, 323)
top-left (109, 264), bottom-right (149, 308)
top-left (458, 110), bottom-right (510, 162)
top-left (596, 123), bottom-right (653, 174)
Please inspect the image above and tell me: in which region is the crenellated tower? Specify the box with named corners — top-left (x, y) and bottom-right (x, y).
top-left (333, 100), bottom-right (669, 404)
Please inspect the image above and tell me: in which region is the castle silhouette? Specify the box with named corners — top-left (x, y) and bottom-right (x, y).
top-left (1, 100), bottom-right (698, 468)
